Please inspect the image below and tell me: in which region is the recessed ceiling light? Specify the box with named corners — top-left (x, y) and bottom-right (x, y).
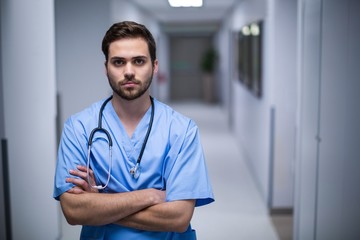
top-left (168, 0), bottom-right (203, 7)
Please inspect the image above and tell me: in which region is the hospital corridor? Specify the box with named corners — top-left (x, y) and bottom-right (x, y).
top-left (1, 0), bottom-right (360, 239)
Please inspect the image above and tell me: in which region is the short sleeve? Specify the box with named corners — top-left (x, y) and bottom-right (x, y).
top-left (53, 118), bottom-right (87, 200)
top-left (164, 120), bottom-right (214, 207)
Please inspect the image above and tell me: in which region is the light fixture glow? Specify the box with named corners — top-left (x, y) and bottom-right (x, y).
top-left (241, 26), bottom-right (251, 36)
top-left (168, 0), bottom-right (203, 7)
top-left (250, 23), bottom-right (260, 36)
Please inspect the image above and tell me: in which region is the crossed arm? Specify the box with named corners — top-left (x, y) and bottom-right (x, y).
top-left (59, 166), bottom-right (195, 233)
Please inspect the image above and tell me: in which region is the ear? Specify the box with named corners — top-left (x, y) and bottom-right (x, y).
top-left (153, 59), bottom-right (159, 74)
top-left (104, 61), bottom-right (108, 74)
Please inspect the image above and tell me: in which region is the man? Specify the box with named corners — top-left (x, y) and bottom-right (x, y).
top-left (53, 21), bottom-right (214, 239)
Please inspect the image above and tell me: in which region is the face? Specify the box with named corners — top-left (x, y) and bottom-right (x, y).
top-left (105, 38), bottom-right (158, 101)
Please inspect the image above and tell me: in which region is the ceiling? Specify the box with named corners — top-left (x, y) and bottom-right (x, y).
top-left (132, 0), bottom-right (239, 34)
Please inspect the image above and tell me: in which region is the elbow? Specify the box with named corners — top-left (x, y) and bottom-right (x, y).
top-left (64, 215), bottom-right (78, 226)
top-left (63, 208), bottom-right (81, 226)
top-left (171, 200), bottom-right (195, 233)
top-left (171, 214), bottom-right (192, 233)
top-left (61, 203), bottom-right (81, 226)
top-left (174, 223), bottom-right (190, 233)
top-left (59, 193), bottom-right (84, 226)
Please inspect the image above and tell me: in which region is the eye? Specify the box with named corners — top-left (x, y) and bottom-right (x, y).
top-left (112, 59), bottom-right (125, 66)
top-left (133, 58), bottom-right (146, 66)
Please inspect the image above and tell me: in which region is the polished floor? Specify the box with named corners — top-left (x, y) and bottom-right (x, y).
top-left (170, 101), bottom-right (280, 240)
top-left (60, 101), bottom-right (285, 239)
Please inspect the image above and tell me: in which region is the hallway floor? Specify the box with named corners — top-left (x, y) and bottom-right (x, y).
top-left (170, 101), bottom-right (281, 240)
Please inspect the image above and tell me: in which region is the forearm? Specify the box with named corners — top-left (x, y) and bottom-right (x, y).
top-left (116, 200), bottom-right (195, 233)
top-left (60, 189), bottom-right (164, 226)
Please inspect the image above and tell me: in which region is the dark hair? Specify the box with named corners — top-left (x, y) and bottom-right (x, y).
top-left (102, 21), bottom-right (156, 65)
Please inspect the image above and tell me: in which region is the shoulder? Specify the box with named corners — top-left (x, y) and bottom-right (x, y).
top-left (64, 98), bottom-right (106, 132)
top-left (153, 99), bottom-right (199, 143)
top-left (154, 98), bottom-right (197, 130)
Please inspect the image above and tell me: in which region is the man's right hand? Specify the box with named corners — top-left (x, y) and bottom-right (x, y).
top-left (66, 165), bottom-right (98, 194)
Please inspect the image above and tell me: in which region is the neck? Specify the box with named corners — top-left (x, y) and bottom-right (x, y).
top-left (111, 93), bottom-right (152, 136)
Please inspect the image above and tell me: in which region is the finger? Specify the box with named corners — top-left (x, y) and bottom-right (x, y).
top-left (67, 187), bottom-right (84, 194)
top-left (76, 166), bottom-right (96, 184)
top-left (89, 169), bottom-right (95, 180)
top-left (66, 177), bottom-right (89, 190)
top-left (77, 165), bottom-right (94, 176)
top-left (69, 169), bottom-right (87, 180)
top-left (76, 165), bottom-right (88, 172)
top-left (75, 166), bottom-right (95, 181)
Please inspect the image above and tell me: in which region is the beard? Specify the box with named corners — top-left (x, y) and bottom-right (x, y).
top-left (107, 72), bottom-right (153, 101)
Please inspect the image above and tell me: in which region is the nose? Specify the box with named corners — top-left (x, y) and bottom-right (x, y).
top-left (124, 62), bottom-right (135, 80)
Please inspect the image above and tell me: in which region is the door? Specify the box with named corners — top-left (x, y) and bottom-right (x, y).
top-left (170, 36), bottom-right (211, 101)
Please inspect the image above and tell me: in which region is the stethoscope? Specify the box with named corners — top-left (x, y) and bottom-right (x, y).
top-left (86, 95), bottom-right (154, 189)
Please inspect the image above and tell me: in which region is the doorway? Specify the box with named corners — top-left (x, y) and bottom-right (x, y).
top-left (169, 36), bottom-right (212, 101)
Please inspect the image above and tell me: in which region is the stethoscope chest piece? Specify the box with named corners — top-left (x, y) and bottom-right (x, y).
top-left (130, 163), bottom-right (141, 179)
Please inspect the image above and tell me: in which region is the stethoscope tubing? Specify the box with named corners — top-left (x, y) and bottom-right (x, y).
top-left (86, 95), bottom-right (154, 189)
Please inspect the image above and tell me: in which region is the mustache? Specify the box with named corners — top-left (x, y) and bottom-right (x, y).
top-left (122, 74), bottom-right (138, 82)
top-left (120, 78), bottom-right (141, 85)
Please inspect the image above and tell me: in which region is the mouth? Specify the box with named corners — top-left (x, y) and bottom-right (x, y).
top-left (121, 80), bottom-right (139, 87)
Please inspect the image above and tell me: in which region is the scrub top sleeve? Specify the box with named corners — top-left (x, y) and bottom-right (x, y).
top-left (53, 117), bottom-right (87, 200)
top-left (165, 120), bottom-right (214, 207)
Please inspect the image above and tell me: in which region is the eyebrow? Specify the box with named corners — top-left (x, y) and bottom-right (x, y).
top-left (110, 55), bottom-right (148, 61)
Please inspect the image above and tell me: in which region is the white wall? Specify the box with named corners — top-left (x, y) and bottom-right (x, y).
top-left (55, 0), bottom-right (112, 126)
top-left (231, 0), bottom-right (271, 204)
top-left (156, 33), bottom-right (171, 102)
top-left (0, 1), bottom-right (6, 237)
top-left (270, 0), bottom-right (297, 208)
top-left (1, 0), bottom-right (59, 239)
top-left (294, 1), bottom-right (323, 237)
top-left (221, 0), bottom-right (297, 209)
top-left (295, 0), bottom-right (360, 239)
top-left (0, 0), bottom-right (5, 237)
top-left (215, 16), bottom-right (233, 126)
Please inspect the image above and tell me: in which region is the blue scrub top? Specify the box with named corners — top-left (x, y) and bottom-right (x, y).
top-left (53, 97), bottom-right (214, 239)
